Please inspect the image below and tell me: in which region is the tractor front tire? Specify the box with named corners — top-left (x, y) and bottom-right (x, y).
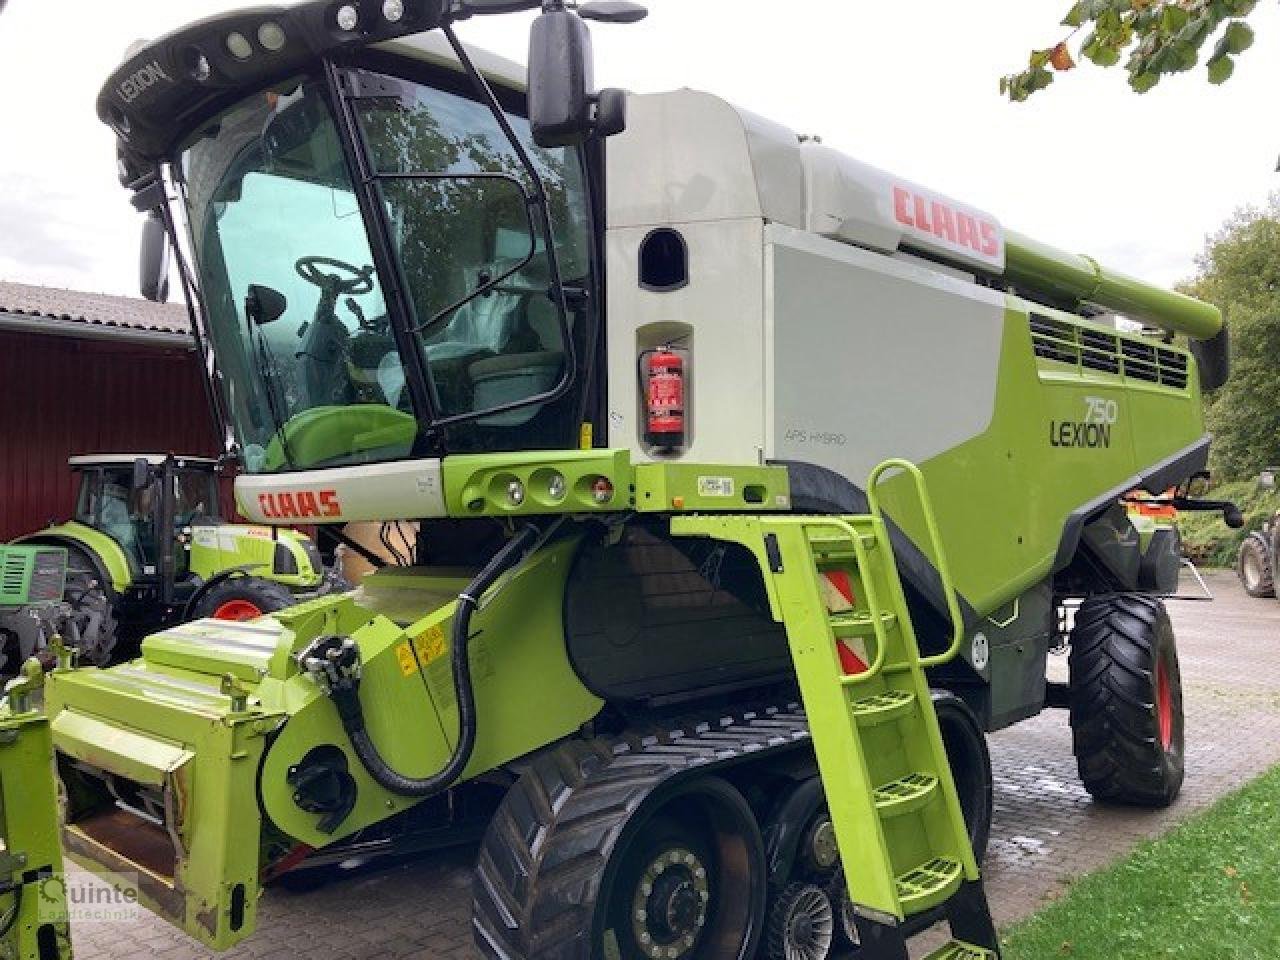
top-left (1237, 533), bottom-right (1274, 598)
top-left (194, 577), bottom-right (295, 621)
top-left (1068, 594), bottom-right (1184, 807)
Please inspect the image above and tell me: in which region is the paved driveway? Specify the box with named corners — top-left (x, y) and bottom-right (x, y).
top-left (69, 570), bottom-right (1280, 959)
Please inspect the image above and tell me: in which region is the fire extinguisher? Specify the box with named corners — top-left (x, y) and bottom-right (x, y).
top-left (644, 347), bottom-right (685, 449)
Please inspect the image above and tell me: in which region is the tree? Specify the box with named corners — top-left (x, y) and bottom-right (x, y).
top-left (1181, 196), bottom-right (1280, 479)
top-left (1001, 0), bottom-right (1261, 102)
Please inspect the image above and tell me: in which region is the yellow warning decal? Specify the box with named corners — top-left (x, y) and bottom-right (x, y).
top-left (413, 624), bottom-right (448, 665)
top-left (395, 641), bottom-right (417, 677)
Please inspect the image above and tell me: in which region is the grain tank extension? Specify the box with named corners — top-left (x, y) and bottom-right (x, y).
top-left (16, 2), bottom-right (1233, 958)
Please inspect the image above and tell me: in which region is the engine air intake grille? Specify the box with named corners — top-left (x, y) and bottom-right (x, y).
top-left (1030, 313), bottom-right (1189, 390)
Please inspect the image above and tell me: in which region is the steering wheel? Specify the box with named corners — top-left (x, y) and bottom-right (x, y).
top-left (295, 256), bottom-right (375, 295)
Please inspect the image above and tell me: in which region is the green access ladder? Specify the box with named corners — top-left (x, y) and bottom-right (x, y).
top-left (672, 459), bottom-right (1000, 960)
top-left (0, 661), bottom-right (72, 960)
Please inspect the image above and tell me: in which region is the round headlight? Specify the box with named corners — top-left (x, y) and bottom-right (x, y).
top-left (382, 0), bottom-right (406, 22)
top-left (257, 21), bottom-right (287, 51)
top-left (336, 4), bottom-right (360, 31)
top-left (225, 31), bottom-right (253, 60)
top-left (507, 480), bottom-right (526, 507)
top-left (547, 472), bottom-right (567, 501)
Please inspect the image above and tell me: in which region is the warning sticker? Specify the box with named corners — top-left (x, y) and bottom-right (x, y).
top-left (413, 624), bottom-right (448, 665)
top-left (395, 641), bottom-right (417, 677)
top-left (697, 476), bottom-right (735, 498)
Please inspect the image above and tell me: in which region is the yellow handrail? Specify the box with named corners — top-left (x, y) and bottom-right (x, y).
top-left (865, 459), bottom-right (965, 669)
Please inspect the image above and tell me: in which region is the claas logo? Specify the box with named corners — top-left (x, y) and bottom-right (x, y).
top-left (257, 490), bottom-right (342, 520)
top-left (892, 185), bottom-right (1000, 260)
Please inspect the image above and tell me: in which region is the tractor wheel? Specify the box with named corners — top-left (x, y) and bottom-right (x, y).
top-left (1236, 533), bottom-right (1274, 598)
top-left (1068, 594), bottom-right (1184, 807)
top-left (194, 577), bottom-right (295, 621)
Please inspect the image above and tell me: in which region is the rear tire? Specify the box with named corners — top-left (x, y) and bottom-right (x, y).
top-left (932, 691), bottom-right (992, 863)
top-left (193, 576), bottom-right (295, 621)
top-left (1068, 594), bottom-right (1184, 807)
top-left (1237, 533), bottom-right (1274, 598)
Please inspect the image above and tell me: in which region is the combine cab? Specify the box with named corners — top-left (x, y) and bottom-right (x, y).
top-left (5, 2), bottom-right (1236, 958)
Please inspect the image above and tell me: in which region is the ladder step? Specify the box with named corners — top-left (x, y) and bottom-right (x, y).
top-left (921, 942), bottom-right (998, 960)
top-left (829, 610), bottom-right (897, 636)
top-left (896, 857), bottom-right (964, 915)
top-left (806, 530), bottom-right (877, 558)
top-left (847, 688), bottom-right (916, 724)
top-left (873, 772), bottom-right (939, 818)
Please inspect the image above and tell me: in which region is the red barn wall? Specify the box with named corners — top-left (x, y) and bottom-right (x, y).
top-left (0, 330), bottom-right (219, 541)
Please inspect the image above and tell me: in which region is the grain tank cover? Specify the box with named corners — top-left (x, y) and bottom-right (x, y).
top-left (802, 144), bottom-right (1006, 274)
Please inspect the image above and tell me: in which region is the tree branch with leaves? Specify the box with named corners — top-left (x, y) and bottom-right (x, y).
top-left (1001, 0), bottom-right (1260, 101)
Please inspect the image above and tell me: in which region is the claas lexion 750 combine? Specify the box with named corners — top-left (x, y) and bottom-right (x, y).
top-left (1, 2), bottom-right (1236, 959)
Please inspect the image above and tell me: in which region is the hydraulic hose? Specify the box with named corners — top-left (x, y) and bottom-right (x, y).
top-left (326, 524), bottom-right (540, 798)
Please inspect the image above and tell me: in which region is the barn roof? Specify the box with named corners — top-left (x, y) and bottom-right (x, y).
top-left (0, 279), bottom-right (191, 341)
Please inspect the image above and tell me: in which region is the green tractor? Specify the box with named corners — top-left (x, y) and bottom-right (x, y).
top-left (10, 454), bottom-right (341, 671)
top-left (1237, 466), bottom-right (1278, 598)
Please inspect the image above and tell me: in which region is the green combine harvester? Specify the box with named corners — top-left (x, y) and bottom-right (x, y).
top-left (2, 2), bottom-right (1237, 959)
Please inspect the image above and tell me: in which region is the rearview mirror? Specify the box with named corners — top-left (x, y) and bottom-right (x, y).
top-left (527, 2), bottom-right (642, 148)
top-left (140, 211), bottom-right (171, 303)
top-left (132, 457), bottom-right (154, 491)
top-left (528, 7), bottom-right (594, 148)
top-left (246, 284), bottom-right (288, 325)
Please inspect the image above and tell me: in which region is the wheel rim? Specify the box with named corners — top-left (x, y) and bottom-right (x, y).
top-left (213, 599), bottom-right (264, 621)
top-left (630, 847), bottom-right (710, 958)
top-left (1155, 659), bottom-right (1174, 751)
top-left (1243, 552), bottom-right (1261, 590)
top-left (601, 781), bottom-right (764, 960)
top-left (780, 887), bottom-right (834, 960)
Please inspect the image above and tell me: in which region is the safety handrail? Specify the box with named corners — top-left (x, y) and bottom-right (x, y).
top-left (865, 458), bottom-right (965, 669)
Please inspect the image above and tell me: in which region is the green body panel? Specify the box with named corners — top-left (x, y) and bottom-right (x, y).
top-left (1005, 230), bottom-right (1222, 339)
top-left (870, 302), bottom-right (1205, 617)
top-left (188, 524), bottom-right (324, 589)
top-left (633, 461), bottom-right (791, 512)
top-left (43, 538), bottom-right (600, 948)
top-left (443, 448), bottom-right (635, 516)
top-left (17, 521), bottom-right (132, 593)
top-left (441, 449), bottom-right (792, 518)
top-left (672, 475), bottom-right (979, 924)
top-left (0, 667), bottom-right (71, 959)
top-left (48, 664), bottom-right (274, 950)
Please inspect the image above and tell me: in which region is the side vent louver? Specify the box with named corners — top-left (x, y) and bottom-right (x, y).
top-left (1030, 313), bottom-right (1189, 390)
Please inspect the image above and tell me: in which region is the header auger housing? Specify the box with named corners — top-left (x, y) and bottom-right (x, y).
top-left (8, 1), bottom-right (1233, 958)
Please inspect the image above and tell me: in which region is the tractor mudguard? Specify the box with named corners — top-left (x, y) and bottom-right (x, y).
top-left (14, 522), bottom-right (132, 594)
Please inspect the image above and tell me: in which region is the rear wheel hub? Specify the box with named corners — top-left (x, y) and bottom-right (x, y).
top-left (632, 847), bottom-right (709, 958)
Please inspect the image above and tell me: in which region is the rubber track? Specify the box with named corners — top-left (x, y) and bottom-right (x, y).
top-left (472, 703), bottom-right (810, 960)
top-left (1067, 593), bottom-right (1183, 806)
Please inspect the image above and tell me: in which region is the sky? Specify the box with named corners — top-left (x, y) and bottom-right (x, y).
top-left (0, 1), bottom-right (1277, 297)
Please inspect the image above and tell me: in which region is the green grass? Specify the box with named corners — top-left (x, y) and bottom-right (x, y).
top-left (1001, 765), bottom-right (1280, 960)
top-left (1179, 479), bottom-right (1275, 568)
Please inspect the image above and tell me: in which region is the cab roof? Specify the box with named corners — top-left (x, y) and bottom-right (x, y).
top-left (69, 455), bottom-right (218, 469)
